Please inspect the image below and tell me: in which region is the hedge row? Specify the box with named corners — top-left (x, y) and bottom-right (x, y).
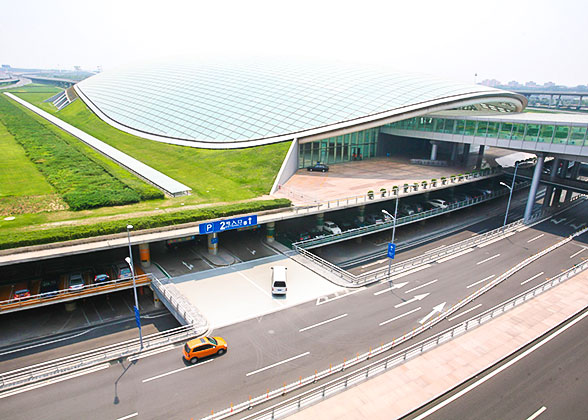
top-left (0, 95), bottom-right (149, 210)
top-left (0, 198), bottom-right (291, 250)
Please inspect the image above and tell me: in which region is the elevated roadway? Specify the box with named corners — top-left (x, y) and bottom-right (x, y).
top-left (0, 201), bottom-right (586, 419)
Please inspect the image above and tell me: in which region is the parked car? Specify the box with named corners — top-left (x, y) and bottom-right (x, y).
top-left (339, 220), bottom-right (355, 231)
top-left (399, 204), bottom-right (415, 216)
top-left (411, 202), bottom-right (425, 213)
top-left (307, 162), bottom-right (329, 172)
top-left (271, 265), bottom-right (288, 295)
top-left (40, 279), bottom-right (59, 298)
top-left (426, 199), bottom-right (449, 209)
top-left (12, 282), bottom-right (31, 300)
top-left (183, 336), bottom-right (227, 364)
top-left (93, 273), bottom-right (110, 284)
top-left (366, 214), bottom-right (384, 224)
top-left (68, 273), bottom-right (85, 291)
top-left (116, 263), bottom-right (133, 280)
top-left (323, 221), bottom-right (342, 234)
top-left (296, 231), bottom-right (312, 242)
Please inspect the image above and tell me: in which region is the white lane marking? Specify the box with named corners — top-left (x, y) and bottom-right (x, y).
top-left (411, 309), bottom-right (588, 420)
top-left (316, 288), bottom-right (365, 306)
top-left (236, 270), bottom-right (284, 307)
top-left (476, 254), bottom-right (500, 265)
top-left (246, 352), bottom-right (310, 377)
top-left (477, 231), bottom-right (515, 248)
top-left (299, 314), bottom-right (348, 332)
top-left (436, 248), bottom-right (474, 263)
top-left (466, 275), bottom-right (495, 289)
top-left (521, 272), bottom-right (545, 286)
top-left (447, 304), bottom-right (482, 321)
top-left (373, 282), bottom-right (408, 296)
top-left (570, 222), bottom-right (586, 230)
top-left (142, 359), bottom-right (213, 383)
top-left (361, 258), bottom-right (386, 268)
top-left (527, 233), bottom-right (544, 243)
top-left (526, 406), bottom-right (547, 420)
top-left (570, 247), bottom-right (587, 259)
top-left (419, 302), bottom-right (446, 324)
top-left (128, 344), bottom-right (177, 361)
top-left (405, 279), bottom-right (438, 294)
top-left (550, 217), bottom-right (566, 225)
top-left (116, 413), bottom-right (139, 420)
top-left (0, 363), bottom-right (110, 399)
top-left (379, 307), bottom-right (422, 326)
top-left (394, 293), bottom-right (429, 308)
top-left (0, 326), bottom-right (99, 356)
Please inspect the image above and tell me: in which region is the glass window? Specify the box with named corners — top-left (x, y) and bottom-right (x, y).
top-left (499, 123), bottom-right (513, 139)
top-left (442, 119), bottom-right (455, 134)
top-left (570, 127), bottom-right (587, 145)
top-left (524, 124), bottom-right (540, 142)
top-left (553, 126), bottom-right (569, 144)
top-left (538, 125), bottom-right (554, 143)
top-left (464, 120), bottom-right (476, 136)
top-left (486, 122), bottom-right (499, 138)
top-left (455, 120), bottom-right (466, 135)
top-left (421, 117), bottom-right (434, 131)
top-left (476, 121), bottom-right (488, 137)
top-left (511, 123), bottom-right (526, 140)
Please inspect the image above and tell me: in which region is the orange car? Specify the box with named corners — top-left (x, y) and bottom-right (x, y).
top-left (183, 336), bottom-right (227, 364)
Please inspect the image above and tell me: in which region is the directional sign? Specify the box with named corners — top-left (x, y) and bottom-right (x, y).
top-left (134, 306), bottom-right (141, 329)
top-left (387, 243), bottom-right (396, 259)
top-left (198, 215), bottom-right (258, 235)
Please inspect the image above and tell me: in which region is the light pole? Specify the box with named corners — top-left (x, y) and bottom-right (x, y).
top-left (500, 161), bottom-right (519, 228)
top-left (382, 197), bottom-right (399, 281)
top-left (126, 224), bottom-right (143, 350)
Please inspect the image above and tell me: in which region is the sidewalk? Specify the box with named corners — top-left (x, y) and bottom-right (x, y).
top-left (287, 269), bottom-right (588, 420)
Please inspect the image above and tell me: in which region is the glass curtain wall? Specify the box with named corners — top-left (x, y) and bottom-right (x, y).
top-left (298, 127), bottom-right (379, 168)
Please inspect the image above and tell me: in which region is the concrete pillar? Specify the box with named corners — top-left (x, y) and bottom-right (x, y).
top-left (450, 143), bottom-right (458, 163)
top-left (153, 290), bottom-right (163, 308)
top-left (476, 145), bottom-right (485, 169)
top-left (564, 161), bottom-right (580, 202)
top-left (552, 188), bottom-right (563, 206)
top-left (524, 155), bottom-right (544, 223)
top-left (429, 141), bottom-right (438, 161)
top-left (316, 213), bottom-right (324, 231)
top-left (139, 243), bottom-right (151, 268)
top-left (64, 301), bottom-right (77, 312)
top-left (461, 144), bottom-right (471, 166)
top-left (357, 205), bottom-right (365, 223)
top-left (543, 157), bottom-right (559, 209)
top-left (266, 222), bottom-right (275, 243)
top-left (207, 232), bottom-right (218, 255)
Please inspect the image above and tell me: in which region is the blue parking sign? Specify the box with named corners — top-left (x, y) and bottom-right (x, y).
top-left (134, 306), bottom-right (141, 328)
top-left (198, 215), bottom-right (258, 234)
top-left (387, 243), bottom-right (396, 259)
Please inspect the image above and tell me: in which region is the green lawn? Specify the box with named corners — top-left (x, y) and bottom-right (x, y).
top-left (12, 85), bottom-right (290, 205)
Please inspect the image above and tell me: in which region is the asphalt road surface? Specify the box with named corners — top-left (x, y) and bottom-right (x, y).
top-left (0, 201), bottom-right (586, 420)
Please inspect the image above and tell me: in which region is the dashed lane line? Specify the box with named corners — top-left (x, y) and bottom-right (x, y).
top-left (527, 233), bottom-right (545, 243)
top-left (570, 247), bottom-right (586, 259)
top-left (477, 231), bottom-right (515, 247)
top-left (299, 314), bottom-right (348, 332)
top-left (521, 272), bottom-right (545, 286)
top-left (379, 307), bottom-right (422, 326)
top-left (404, 279), bottom-right (438, 294)
top-left (142, 360), bottom-right (213, 383)
top-left (466, 275), bottom-right (495, 289)
top-left (447, 304), bottom-right (482, 321)
top-left (246, 352), bottom-right (310, 377)
top-left (116, 413), bottom-right (139, 420)
top-left (526, 406), bottom-right (547, 420)
top-left (476, 254), bottom-right (500, 265)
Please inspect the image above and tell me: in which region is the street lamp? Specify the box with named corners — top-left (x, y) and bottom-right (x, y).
top-left (126, 224), bottom-right (143, 350)
top-left (500, 161), bottom-right (519, 227)
top-left (382, 197), bottom-right (399, 281)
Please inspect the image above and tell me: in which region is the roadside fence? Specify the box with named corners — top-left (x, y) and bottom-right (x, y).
top-left (201, 240), bottom-right (588, 420)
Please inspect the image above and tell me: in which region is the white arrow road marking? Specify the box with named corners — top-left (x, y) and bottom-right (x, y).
top-left (394, 293), bottom-right (429, 308)
top-left (550, 218), bottom-right (566, 225)
top-left (405, 279), bottom-right (438, 294)
top-left (379, 307), bottom-right (422, 326)
top-left (419, 302), bottom-right (446, 324)
top-left (527, 233), bottom-right (544, 243)
top-left (373, 282), bottom-right (408, 296)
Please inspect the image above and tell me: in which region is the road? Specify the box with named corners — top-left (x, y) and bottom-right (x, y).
top-left (0, 201), bottom-right (586, 420)
top-left (405, 308), bottom-right (588, 420)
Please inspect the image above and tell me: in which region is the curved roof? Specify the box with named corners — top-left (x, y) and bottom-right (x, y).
top-left (75, 59), bottom-right (526, 149)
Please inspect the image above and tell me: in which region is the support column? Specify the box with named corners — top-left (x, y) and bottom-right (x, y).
top-left (139, 243), bottom-right (151, 268)
top-left (461, 144), bottom-right (471, 166)
top-left (153, 289), bottom-right (163, 308)
top-left (316, 213), bottom-right (324, 232)
top-left (357, 205), bottom-right (365, 223)
top-left (543, 157), bottom-right (559, 209)
top-left (429, 141), bottom-right (438, 161)
top-left (207, 232), bottom-right (218, 255)
top-left (564, 161), bottom-right (580, 202)
top-left (266, 222), bottom-right (275, 243)
top-left (450, 143), bottom-right (458, 163)
top-left (476, 145), bottom-right (485, 169)
top-left (524, 155), bottom-right (544, 223)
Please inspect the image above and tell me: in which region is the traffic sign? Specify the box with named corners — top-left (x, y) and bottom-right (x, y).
top-left (387, 243), bottom-right (396, 259)
top-left (134, 305), bottom-right (141, 329)
top-left (198, 215), bottom-right (258, 235)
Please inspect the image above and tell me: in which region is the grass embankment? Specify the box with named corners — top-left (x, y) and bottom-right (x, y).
top-left (0, 94), bottom-right (163, 211)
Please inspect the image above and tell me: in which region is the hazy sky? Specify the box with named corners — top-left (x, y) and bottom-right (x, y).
top-left (1, 0), bottom-right (587, 86)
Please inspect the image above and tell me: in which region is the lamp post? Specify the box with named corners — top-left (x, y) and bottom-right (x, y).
top-left (500, 161), bottom-right (519, 228)
top-left (382, 197), bottom-right (399, 281)
top-left (126, 224), bottom-right (143, 350)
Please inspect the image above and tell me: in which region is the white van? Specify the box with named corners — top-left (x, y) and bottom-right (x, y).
top-left (271, 266), bottom-right (288, 295)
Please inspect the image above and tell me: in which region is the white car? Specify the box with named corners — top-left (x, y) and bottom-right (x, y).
top-left (271, 266), bottom-right (288, 295)
top-left (68, 273), bottom-right (85, 291)
top-left (426, 199), bottom-right (449, 209)
top-left (366, 214), bottom-right (384, 224)
top-left (323, 221), bottom-right (342, 234)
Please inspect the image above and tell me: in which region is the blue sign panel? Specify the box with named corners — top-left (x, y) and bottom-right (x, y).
top-left (387, 243), bottom-right (396, 259)
top-left (210, 237), bottom-right (218, 244)
top-left (134, 306), bottom-right (141, 328)
top-left (199, 215), bottom-right (258, 235)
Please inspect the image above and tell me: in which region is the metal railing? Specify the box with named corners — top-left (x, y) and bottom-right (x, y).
top-left (287, 167), bottom-right (501, 214)
top-left (151, 277), bottom-right (208, 328)
top-left (202, 241), bottom-right (588, 420)
top-left (409, 158), bottom-right (449, 167)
